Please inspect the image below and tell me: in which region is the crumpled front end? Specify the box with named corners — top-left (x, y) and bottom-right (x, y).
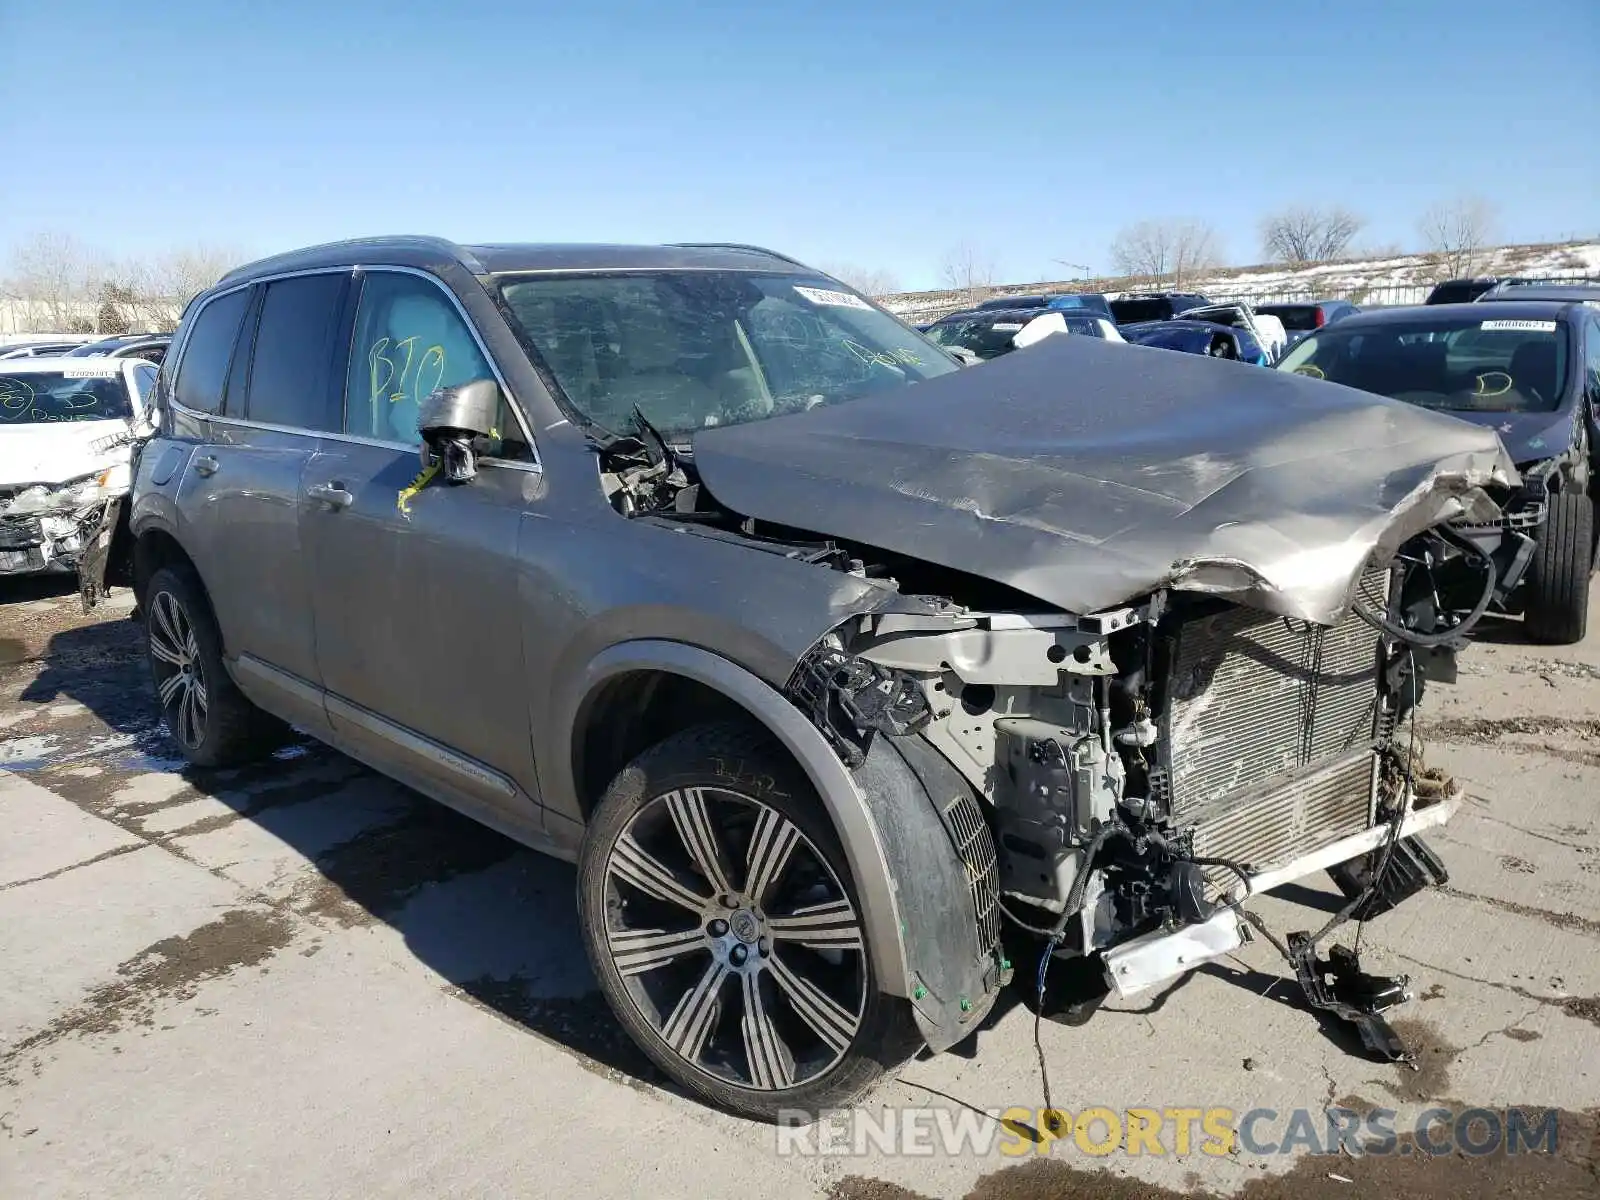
top-left (787, 540), bottom-right (1468, 1060)
top-left (0, 465), bottom-right (130, 577)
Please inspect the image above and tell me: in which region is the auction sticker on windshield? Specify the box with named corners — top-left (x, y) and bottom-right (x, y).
top-left (794, 286), bottom-right (873, 310)
top-left (60, 364), bottom-right (123, 377)
top-left (1480, 320), bottom-right (1557, 332)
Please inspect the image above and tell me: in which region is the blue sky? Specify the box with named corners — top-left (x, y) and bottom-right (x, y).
top-left (3, 0), bottom-right (1596, 289)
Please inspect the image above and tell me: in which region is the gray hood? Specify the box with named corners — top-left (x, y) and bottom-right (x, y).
top-left (691, 337), bottom-right (1519, 626)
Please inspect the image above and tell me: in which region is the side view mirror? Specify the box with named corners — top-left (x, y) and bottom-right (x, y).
top-left (945, 346), bottom-right (982, 367)
top-left (418, 378), bottom-right (501, 483)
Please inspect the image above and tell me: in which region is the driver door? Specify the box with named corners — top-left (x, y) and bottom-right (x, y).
top-left (302, 268), bottom-right (543, 827)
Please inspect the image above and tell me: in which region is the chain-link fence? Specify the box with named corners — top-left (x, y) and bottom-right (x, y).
top-left (1202, 268), bottom-right (1599, 310)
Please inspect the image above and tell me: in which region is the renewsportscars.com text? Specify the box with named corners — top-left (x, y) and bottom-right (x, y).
top-left (774, 1105), bottom-right (1562, 1159)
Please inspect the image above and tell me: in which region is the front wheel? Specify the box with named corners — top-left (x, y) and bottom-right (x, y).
top-left (578, 722), bottom-right (918, 1121)
top-left (1523, 489), bottom-right (1594, 645)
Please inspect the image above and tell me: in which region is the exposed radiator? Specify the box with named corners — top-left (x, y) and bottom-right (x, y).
top-left (1191, 751), bottom-right (1377, 884)
top-left (1155, 569), bottom-right (1388, 873)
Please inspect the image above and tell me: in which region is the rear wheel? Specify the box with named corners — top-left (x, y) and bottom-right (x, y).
top-left (1524, 489), bottom-right (1594, 645)
top-left (144, 564), bottom-right (285, 767)
top-left (578, 721), bottom-right (918, 1121)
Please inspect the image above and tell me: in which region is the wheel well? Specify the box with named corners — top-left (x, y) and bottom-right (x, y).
top-left (572, 670), bottom-right (781, 820)
top-left (132, 530), bottom-right (199, 606)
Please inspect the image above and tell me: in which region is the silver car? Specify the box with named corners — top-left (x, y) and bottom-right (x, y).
top-left (100, 237), bottom-right (1517, 1120)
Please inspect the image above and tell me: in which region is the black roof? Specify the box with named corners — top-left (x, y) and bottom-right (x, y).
top-left (1480, 283), bottom-right (1600, 302)
top-left (217, 236), bottom-right (815, 287)
top-left (930, 307), bottom-right (1044, 325)
top-left (1333, 300), bottom-right (1578, 327)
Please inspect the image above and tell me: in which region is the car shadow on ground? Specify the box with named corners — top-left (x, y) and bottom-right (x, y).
top-left (0, 575), bottom-right (80, 603)
top-left (9, 612), bottom-right (670, 1094)
top-left (1466, 613), bottom-right (1534, 646)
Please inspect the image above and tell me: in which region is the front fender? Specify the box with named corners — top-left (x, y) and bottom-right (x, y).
top-left (559, 639), bottom-right (913, 1001)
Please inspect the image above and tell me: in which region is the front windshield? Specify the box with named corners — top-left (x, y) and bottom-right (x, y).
top-left (0, 369), bottom-right (133, 425)
top-left (924, 317), bottom-right (1027, 359)
top-left (496, 272), bottom-right (956, 437)
top-left (1278, 316), bottom-right (1572, 413)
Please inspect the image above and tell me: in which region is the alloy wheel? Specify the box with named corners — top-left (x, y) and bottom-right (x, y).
top-left (601, 786), bottom-right (867, 1092)
top-left (148, 589), bottom-right (208, 750)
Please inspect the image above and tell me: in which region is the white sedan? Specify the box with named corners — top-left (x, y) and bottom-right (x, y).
top-left (0, 356), bottom-right (156, 577)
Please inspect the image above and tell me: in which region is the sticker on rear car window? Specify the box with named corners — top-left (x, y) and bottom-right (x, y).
top-left (794, 286), bottom-right (872, 311)
top-left (1479, 320), bottom-right (1557, 332)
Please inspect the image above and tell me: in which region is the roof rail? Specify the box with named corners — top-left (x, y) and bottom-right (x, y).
top-left (1496, 275), bottom-right (1600, 288)
top-left (669, 242), bottom-right (808, 267)
top-left (217, 235), bottom-right (483, 286)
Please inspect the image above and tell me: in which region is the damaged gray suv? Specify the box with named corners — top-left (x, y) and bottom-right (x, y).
top-left (90, 238), bottom-right (1521, 1120)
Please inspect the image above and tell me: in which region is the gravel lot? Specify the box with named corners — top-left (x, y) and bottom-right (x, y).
top-left (2, 574), bottom-right (1597, 1199)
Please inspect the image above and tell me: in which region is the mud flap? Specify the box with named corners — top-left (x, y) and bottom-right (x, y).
top-left (851, 734), bottom-right (1010, 1052)
top-left (76, 497), bottom-right (126, 614)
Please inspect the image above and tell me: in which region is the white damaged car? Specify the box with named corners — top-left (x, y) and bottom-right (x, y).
top-left (0, 357), bottom-right (156, 578)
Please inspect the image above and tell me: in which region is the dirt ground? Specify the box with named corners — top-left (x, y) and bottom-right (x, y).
top-left (2, 573), bottom-right (1597, 1199)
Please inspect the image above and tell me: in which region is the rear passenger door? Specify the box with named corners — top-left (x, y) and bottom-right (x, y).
top-left (175, 270), bottom-right (351, 736)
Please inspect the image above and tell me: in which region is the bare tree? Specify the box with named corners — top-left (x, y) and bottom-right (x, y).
top-left (819, 262), bottom-right (902, 299)
top-left (938, 242), bottom-right (999, 301)
top-left (1260, 205), bottom-right (1364, 265)
top-left (1418, 196), bottom-right (1497, 279)
top-left (140, 244), bottom-right (246, 329)
top-left (2, 232), bottom-right (102, 332)
top-left (1108, 220), bottom-right (1220, 286)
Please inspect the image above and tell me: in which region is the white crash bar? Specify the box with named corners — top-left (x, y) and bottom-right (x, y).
top-left (1103, 795), bottom-right (1461, 999)
top-left (1224, 794), bottom-right (1461, 903)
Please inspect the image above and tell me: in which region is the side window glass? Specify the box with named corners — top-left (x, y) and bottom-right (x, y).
top-left (244, 273), bottom-right (348, 431)
top-left (172, 288), bottom-right (250, 414)
top-left (344, 273), bottom-right (496, 446)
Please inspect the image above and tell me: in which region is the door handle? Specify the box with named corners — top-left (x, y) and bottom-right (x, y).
top-left (306, 482), bottom-right (354, 511)
top-left (192, 455), bottom-right (219, 477)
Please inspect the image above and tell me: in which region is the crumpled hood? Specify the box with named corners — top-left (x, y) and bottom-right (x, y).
top-left (0, 420), bottom-right (131, 490)
top-left (691, 336), bottom-right (1519, 625)
top-left (1423, 406), bottom-right (1576, 467)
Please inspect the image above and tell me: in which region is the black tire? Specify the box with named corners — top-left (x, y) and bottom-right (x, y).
top-left (143, 564), bottom-right (285, 767)
top-left (578, 721), bottom-right (919, 1122)
top-left (1524, 489), bottom-right (1594, 645)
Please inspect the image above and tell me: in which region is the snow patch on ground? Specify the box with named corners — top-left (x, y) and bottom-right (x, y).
top-left (887, 240), bottom-right (1600, 323)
